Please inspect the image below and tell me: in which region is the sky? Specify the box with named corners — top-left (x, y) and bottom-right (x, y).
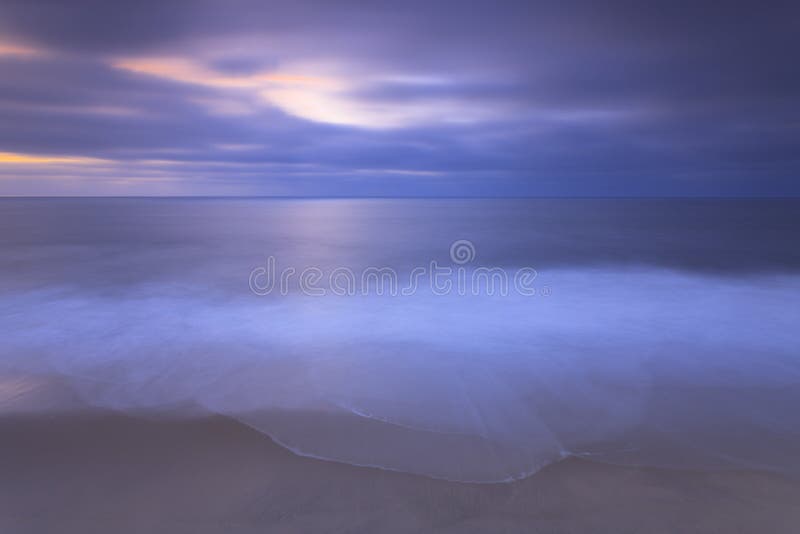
top-left (0, 0), bottom-right (797, 196)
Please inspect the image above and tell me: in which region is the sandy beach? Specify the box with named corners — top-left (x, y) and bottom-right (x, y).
top-left (2, 411), bottom-right (799, 534)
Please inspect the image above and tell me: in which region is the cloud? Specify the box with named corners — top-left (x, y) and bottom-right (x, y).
top-left (0, 152), bottom-right (107, 165)
top-left (0, 39), bottom-right (45, 58)
top-left (0, 0), bottom-right (797, 195)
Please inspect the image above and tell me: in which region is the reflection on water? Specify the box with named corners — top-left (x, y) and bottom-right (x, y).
top-left (1, 198), bottom-right (799, 481)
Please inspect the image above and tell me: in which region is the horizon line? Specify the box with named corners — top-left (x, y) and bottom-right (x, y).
top-left (2, 194), bottom-right (799, 200)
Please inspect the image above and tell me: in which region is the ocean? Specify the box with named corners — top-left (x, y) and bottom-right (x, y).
top-left (1, 197), bottom-right (799, 482)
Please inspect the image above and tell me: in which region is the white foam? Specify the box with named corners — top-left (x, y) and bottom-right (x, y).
top-left (2, 267), bottom-right (800, 481)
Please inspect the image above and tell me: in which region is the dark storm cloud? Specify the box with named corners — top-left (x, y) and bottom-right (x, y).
top-left (0, 0), bottom-right (797, 195)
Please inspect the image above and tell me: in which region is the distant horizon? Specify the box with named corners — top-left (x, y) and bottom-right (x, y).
top-left (2, 194), bottom-right (799, 200)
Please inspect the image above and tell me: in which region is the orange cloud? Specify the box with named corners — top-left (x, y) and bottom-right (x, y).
top-left (0, 152), bottom-right (107, 165)
top-left (113, 57), bottom-right (327, 89)
top-left (0, 40), bottom-right (44, 57)
top-left (112, 55), bottom-right (491, 129)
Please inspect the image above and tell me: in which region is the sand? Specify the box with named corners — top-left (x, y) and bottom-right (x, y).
top-left (1, 412), bottom-right (799, 534)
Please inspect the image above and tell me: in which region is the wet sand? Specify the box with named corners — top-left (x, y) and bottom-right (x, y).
top-left (2, 412), bottom-right (799, 533)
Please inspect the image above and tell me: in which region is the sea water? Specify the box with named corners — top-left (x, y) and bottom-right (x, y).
top-left (1, 198), bottom-right (798, 482)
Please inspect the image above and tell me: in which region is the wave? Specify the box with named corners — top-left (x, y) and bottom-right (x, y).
top-left (2, 267), bottom-right (800, 482)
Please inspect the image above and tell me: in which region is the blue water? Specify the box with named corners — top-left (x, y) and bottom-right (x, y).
top-left (1, 198), bottom-right (799, 481)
